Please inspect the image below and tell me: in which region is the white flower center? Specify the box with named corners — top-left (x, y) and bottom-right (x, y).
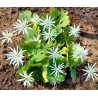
top-left (48, 33), bottom-right (51, 37)
top-left (25, 76), bottom-right (31, 81)
top-left (53, 51), bottom-right (57, 56)
top-left (79, 50), bottom-right (83, 55)
top-left (55, 67), bottom-right (59, 71)
top-left (46, 20), bottom-right (50, 25)
top-left (5, 34), bottom-right (11, 38)
top-left (15, 53), bottom-right (19, 57)
top-left (21, 23), bottom-right (26, 28)
top-left (73, 29), bottom-right (78, 33)
top-left (88, 70), bottom-right (93, 74)
top-left (77, 47), bottom-right (83, 55)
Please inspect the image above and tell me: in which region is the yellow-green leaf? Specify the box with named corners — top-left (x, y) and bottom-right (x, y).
top-left (60, 47), bottom-right (68, 55)
top-left (42, 68), bottom-right (48, 83)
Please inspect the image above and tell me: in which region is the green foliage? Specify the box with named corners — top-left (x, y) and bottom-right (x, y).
top-left (17, 8), bottom-right (86, 85)
top-left (42, 67), bottom-right (48, 83)
top-left (57, 11), bottom-right (70, 28)
top-left (34, 51), bottom-right (47, 62)
top-left (19, 10), bottom-right (32, 19)
top-left (70, 68), bottom-right (76, 81)
top-left (50, 8), bottom-right (59, 19)
top-left (46, 59), bottom-right (66, 82)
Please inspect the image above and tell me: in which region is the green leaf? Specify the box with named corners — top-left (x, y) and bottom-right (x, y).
top-left (70, 68), bottom-right (76, 81)
top-left (68, 55), bottom-right (84, 69)
top-left (57, 11), bottom-right (70, 28)
top-left (53, 27), bottom-right (62, 36)
top-left (63, 26), bottom-right (71, 37)
top-left (42, 67), bottom-right (48, 83)
top-left (67, 36), bottom-right (77, 44)
top-left (56, 74), bottom-right (66, 82)
top-left (27, 28), bottom-right (37, 38)
top-left (23, 34), bottom-right (31, 44)
top-left (44, 42), bottom-right (53, 49)
top-left (55, 33), bottom-right (66, 44)
top-left (35, 54), bottom-right (46, 62)
top-left (19, 10), bottom-right (32, 19)
top-left (25, 57), bottom-right (35, 66)
top-left (34, 50), bottom-right (47, 62)
top-left (60, 46), bottom-right (68, 55)
top-left (33, 13), bottom-right (39, 17)
top-left (21, 43), bottom-right (37, 56)
top-left (47, 69), bottom-right (66, 82)
top-left (50, 8), bottom-right (59, 19)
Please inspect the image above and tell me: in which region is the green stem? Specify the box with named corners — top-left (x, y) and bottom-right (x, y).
top-left (66, 41), bottom-right (69, 67)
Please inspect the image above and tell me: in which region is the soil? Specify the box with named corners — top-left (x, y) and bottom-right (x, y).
top-left (0, 7), bottom-right (98, 90)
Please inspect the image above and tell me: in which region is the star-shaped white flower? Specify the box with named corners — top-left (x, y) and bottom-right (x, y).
top-left (31, 34), bottom-right (41, 43)
top-left (6, 46), bottom-right (25, 68)
top-left (69, 24), bottom-right (81, 37)
top-left (13, 19), bottom-right (31, 35)
top-left (42, 29), bottom-right (57, 43)
top-left (72, 43), bottom-right (88, 62)
top-left (48, 46), bottom-right (62, 63)
top-left (0, 30), bottom-right (15, 44)
top-left (40, 15), bottom-right (55, 30)
top-left (17, 71), bottom-right (34, 87)
top-left (50, 62), bottom-right (65, 77)
top-left (82, 63), bottom-right (98, 82)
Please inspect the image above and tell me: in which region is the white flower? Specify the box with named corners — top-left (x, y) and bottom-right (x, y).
top-left (42, 29), bottom-right (57, 43)
top-left (82, 63), bottom-right (98, 82)
top-left (0, 30), bottom-right (15, 44)
top-left (40, 15), bottom-right (55, 30)
top-left (31, 34), bottom-right (41, 43)
top-left (17, 71), bottom-right (34, 87)
top-left (72, 43), bottom-right (88, 62)
top-left (69, 24), bottom-right (81, 37)
top-left (30, 15), bottom-right (40, 24)
top-left (50, 62), bottom-right (65, 77)
top-left (13, 19), bottom-right (31, 35)
top-left (48, 46), bottom-right (61, 63)
top-left (6, 46), bottom-right (25, 68)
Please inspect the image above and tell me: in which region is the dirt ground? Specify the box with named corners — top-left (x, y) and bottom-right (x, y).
top-left (0, 7), bottom-right (98, 90)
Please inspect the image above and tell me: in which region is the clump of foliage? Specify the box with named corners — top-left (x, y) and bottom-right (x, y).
top-left (1, 8), bottom-right (98, 87)
top-left (16, 8), bottom-right (84, 85)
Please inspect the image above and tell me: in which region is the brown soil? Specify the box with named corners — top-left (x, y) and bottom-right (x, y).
top-left (0, 7), bottom-right (98, 90)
